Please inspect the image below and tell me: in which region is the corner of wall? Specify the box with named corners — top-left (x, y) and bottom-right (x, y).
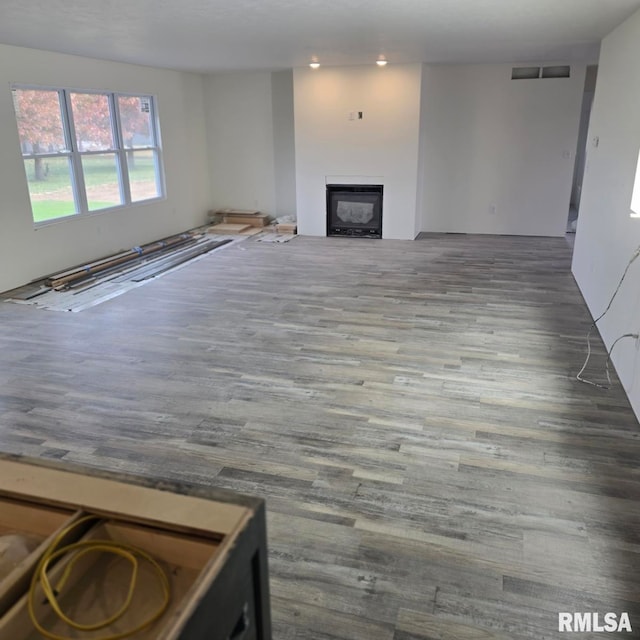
top-left (271, 70), bottom-right (297, 219)
top-left (203, 71), bottom-right (278, 216)
top-left (416, 63), bottom-right (431, 236)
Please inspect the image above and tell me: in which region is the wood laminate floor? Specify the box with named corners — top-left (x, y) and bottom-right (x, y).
top-left (1, 233), bottom-right (639, 639)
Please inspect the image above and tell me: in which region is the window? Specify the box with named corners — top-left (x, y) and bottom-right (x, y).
top-left (11, 86), bottom-right (164, 224)
top-left (631, 148), bottom-right (640, 218)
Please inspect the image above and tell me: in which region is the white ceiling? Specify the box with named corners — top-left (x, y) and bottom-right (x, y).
top-left (1, 0), bottom-right (639, 73)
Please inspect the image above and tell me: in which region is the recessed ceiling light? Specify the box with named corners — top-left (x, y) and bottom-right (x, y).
top-left (376, 58), bottom-right (388, 67)
top-left (309, 60), bottom-right (320, 69)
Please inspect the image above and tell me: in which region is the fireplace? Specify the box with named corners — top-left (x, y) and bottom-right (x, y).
top-left (326, 184), bottom-right (383, 238)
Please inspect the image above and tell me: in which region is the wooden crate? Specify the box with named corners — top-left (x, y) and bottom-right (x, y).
top-left (0, 457), bottom-right (271, 640)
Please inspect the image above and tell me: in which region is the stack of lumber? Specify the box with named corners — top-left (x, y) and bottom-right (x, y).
top-left (206, 223), bottom-right (256, 235)
top-left (207, 210), bottom-right (270, 236)
top-left (44, 233), bottom-right (195, 289)
top-left (220, 209), bottom-right (270, 227)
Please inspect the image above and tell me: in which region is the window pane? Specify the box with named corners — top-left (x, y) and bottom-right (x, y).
top-left (70, 93), bottom-right (114, 151)
top-left (24, 156), bottom-right (76, 222)
top-left (127, 149), bottom-right (161, 201)
top-left (81, 153), bottom-right (123, 210)
top-left (118, 96), bottom-right (155, 148)
top-left (12, 89), bottom-right (67, 154)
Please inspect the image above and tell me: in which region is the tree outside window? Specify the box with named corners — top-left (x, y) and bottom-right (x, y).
top-left (12, 86), bottom-right (164, 224)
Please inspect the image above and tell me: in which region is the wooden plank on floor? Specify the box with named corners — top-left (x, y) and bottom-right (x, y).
top-left (207, 223), bottom-right (252, 234)
top-left (224, 214), bottom-right (270, 227)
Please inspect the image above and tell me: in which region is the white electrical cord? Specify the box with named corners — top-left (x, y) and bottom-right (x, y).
top-left (578, 332), bottom-right (639, 389)
top-left (576, 245), bottom-right (640, 389)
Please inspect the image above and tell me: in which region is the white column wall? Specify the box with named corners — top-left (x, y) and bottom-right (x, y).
top-left (572, 8), bottom-right (640, 420)
top-left (293, 64), bottom-right (423, 240)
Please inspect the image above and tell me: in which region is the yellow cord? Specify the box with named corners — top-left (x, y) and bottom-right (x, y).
top-left (28, 515), bottom-right (171, 640)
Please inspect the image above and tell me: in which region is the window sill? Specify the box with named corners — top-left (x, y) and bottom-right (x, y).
top-left (33, 196), bottom-right (166, 229)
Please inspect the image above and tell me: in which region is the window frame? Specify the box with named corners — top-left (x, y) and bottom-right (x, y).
top-left (11, 84), bottom-right (165, 226)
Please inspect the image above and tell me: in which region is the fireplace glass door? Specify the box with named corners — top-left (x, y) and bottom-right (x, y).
top-left (326, 184), bottom-right (383, 238)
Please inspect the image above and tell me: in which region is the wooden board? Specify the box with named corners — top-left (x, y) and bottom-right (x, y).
top-left (0, 460), bottom-right (248, 538)
top-left (215, 208), bottom-right (260, 216)
top-left (239, 227), bottom-right (264, 236)
top-left (275, 223), bottom-right (297, 234)
top-left (223, 214), bottom-right (269, 227)
top-left (206, 223), bottom-right (252, 234)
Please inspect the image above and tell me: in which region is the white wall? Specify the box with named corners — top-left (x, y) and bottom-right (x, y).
top-left (272, 70), bottom-right (297, 218)
top-left (180, 72), bottom-right (212, 220)
top-left (204, 62), bottom-right (585, 240)
top-left (204, 72), bottom-right (277, 215)
top-left (0, 44), bottom-right (210, 294)
top-left (572, 8), bottom-right (640, 420)
top-left (420, 63), bottom-right (585, 236)
top-left (293, 64), bottom-right (423, 239)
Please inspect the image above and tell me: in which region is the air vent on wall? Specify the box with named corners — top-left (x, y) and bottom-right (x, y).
top-left (511, 65), bottom-right (571, 80)
top-left (541, 65), bottom-right (570, 78)
top-left (511, 67), bottom-right (540, 80)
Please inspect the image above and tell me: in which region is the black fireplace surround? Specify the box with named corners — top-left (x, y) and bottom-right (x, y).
top-left (326, 184), bottom-right (383, 238)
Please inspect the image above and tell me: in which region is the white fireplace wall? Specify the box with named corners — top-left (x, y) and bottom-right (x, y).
top-left (293, 64), bottom-right (422, 239)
